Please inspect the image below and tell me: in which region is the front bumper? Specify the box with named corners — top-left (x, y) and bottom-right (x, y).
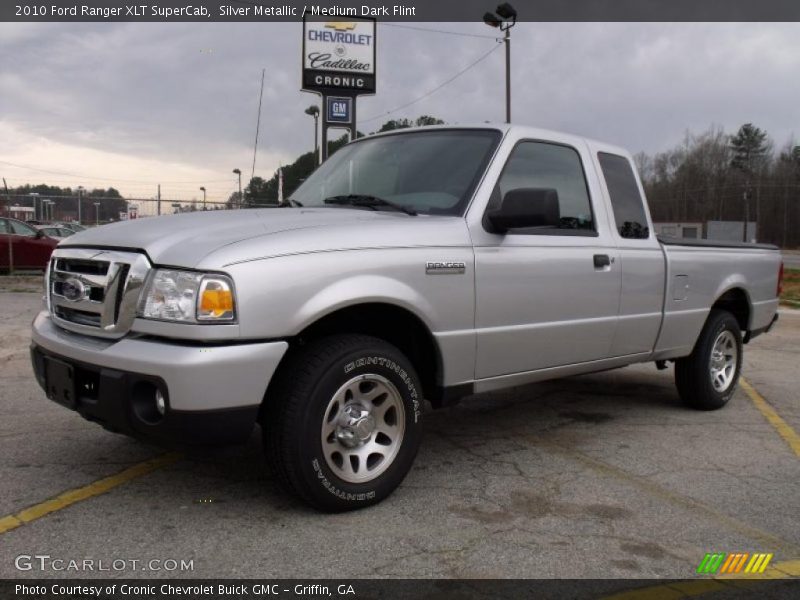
top-left (31, 311), bottom-right (288, 445)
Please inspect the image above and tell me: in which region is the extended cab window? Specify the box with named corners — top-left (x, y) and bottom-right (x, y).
top-left (598, 152), bottom-right (650, 239)
top-left (493, 141), bottom-right (595, 234)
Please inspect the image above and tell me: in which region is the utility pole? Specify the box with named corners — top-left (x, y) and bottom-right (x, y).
top-left (1, 178), bottom-right (7, 216)
top-left (3, 178), bottom-right (13, 274)
top-left (742, 188), bottom-right (750, 242)
top-left (233, 169), bottom-right (242, 209)
top-left (157, 184), bottom-right (161, 216)
top-left (77, 186), bottom-right (84, 224)
top-left (504, 26), bottom-right (511, 124)
top-left (743, 148), bottom-right (751, 243)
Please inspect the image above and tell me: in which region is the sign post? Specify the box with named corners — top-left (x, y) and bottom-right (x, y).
top-left (301, 17), bottom-right (376, 161)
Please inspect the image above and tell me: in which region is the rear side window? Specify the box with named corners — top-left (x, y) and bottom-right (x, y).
top-left (598, 152), bottom-right (650, 239)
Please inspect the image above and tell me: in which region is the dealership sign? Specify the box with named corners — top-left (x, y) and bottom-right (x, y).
top-left (302, 18), bottom-right (376, 93)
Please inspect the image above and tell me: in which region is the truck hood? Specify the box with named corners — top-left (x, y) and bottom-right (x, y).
top-left (60, 208), bottom-right (472, 269)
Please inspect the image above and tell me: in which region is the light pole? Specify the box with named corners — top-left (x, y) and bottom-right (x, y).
top-left (77, 186), bottom-right (84, 224)
top-left (232, 169), bottom-right (242, 209)
top-left (305, 105), bottom-right (320, 166)
top-left (94, 202), bottom-right (100, 225)
top-left (199, 186), bottom-right (206, 210)
top-left (483, 3), bottom-right (517, 124)
top-left (29, 192), bottom-right (39, 221)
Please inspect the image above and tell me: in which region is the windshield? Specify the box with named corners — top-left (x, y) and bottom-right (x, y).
top-left (291, 129), bottom-right (501, 216)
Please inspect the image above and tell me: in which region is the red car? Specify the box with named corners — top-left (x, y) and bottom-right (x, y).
top-left (0, 217), bottom-right (61, 271)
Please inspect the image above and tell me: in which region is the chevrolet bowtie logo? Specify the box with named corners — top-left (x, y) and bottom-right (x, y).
top-left (325, 21), bottom-right (357, 31)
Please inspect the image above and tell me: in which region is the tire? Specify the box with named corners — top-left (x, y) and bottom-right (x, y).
top-left (263, 334), bottom-right (424, 512)
top-left (675, 309), bottom-right (743, 411)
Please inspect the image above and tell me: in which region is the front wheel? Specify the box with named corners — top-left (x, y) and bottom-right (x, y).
top-left (675, 309), bottom-right (743, 410)
top-left (263, 335), bottom-right (424, 511)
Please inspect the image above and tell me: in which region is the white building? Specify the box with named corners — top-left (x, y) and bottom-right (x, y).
top-left (653, 222), bottom-right (704, 239)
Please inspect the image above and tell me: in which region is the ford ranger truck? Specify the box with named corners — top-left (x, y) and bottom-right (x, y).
top-left (31, 125), bottom-right (782, 511)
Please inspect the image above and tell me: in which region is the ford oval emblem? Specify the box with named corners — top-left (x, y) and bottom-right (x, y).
top-left (61, 278), bottom-right (86, 302)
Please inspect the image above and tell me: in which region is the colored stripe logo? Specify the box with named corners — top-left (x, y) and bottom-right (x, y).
top-left (696, 552), bottom-right (773, 574)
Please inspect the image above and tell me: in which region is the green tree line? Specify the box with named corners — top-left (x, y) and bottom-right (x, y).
top-left (1, 184), bottom-right (127, 223)
top-left (637, 123), bottom-right (800, 247)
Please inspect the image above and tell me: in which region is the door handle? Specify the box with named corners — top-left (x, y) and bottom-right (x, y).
top-left (593, 254), bottom-right (611, 268)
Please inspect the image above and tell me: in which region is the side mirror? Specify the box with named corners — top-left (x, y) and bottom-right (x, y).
top-left (35, 229), bottom-right (44, 239)
top-left (487, 188), bottom-right (561, 233)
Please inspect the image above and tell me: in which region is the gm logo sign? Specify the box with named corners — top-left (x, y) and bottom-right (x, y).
top-left (327, 96), bottom-right (352, 124)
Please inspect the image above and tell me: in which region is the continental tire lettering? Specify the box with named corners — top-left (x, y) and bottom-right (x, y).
top-left (312, 459), bottom-right (375, 501)
top-left (344, 356), bottom-right (421, 422)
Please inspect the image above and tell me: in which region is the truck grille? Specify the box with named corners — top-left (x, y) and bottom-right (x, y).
top-left (48, 248), bottom-right (151, 339)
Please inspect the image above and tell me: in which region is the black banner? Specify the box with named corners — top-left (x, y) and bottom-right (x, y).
top-left (3, 579), bottom-right (800, 600)
top-left (302, 71), bottom-right (376, 93)
top-left (3, 0), bottom-right (800, 22)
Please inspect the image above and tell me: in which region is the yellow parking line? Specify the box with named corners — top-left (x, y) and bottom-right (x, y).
top-left (740, 378), bottom-right (800, 457)
top-left (602, 559), bottom-right (800, 599)
top-left (533, 439), bottom-right (798, 554)
top-left (0, 452), bottom-right (181, 535)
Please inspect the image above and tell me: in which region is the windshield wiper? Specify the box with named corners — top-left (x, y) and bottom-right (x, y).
top-left (324, 194), bottom-right (417, 216)
top-left (280, 198), bottom-right (303, 207)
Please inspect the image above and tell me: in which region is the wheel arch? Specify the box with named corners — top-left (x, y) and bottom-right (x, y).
top-left (261, 301), bottom-right (446, 417)
top-left (711, 286), bottom-right (751, 333)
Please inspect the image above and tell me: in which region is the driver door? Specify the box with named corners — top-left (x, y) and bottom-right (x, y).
top-left (471, 138), bottom-right (622, 379)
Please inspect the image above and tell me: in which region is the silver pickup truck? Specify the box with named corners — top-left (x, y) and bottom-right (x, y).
top-left (31, 125), bottom-right (782, 511)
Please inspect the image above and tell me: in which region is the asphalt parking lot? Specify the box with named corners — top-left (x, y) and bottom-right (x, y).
top-left (1, 280), bottom-right (798, 583)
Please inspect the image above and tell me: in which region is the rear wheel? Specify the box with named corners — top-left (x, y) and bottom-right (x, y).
top-left (263, 334), bottom-right (423, 511)
top-left (675, 309), bottom-right (743, 410)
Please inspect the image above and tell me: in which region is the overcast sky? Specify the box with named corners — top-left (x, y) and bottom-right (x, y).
top-left (1, 22), bottom-right (798, 206)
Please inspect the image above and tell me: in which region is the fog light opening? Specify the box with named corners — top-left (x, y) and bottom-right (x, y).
top-left (131, 381), bottom-right (167, 425)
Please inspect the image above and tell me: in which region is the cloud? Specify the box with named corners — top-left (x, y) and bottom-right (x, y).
top-left (1, 21), bottom-right (798, 202)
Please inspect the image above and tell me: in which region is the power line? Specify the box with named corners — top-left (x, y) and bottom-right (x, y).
top-left (360, 42), bottom-right (502, 124)
top-left (380, 23), bottom-right (500, 40)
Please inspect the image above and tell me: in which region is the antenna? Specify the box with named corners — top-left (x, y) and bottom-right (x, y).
top-left (251, 68), bottom-right (265, 181)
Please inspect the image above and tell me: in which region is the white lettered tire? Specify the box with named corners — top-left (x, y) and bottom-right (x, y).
top-left (263, 335), bottom-right (423, 511)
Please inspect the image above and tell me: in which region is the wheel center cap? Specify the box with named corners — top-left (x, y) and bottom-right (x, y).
top-left (352, 415), bottom-right (376, 440)
top-left (336, 405), bottom-right (376, 447)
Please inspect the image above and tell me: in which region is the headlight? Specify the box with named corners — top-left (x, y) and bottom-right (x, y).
top-left (139, 269), bottom-right (236, 323)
